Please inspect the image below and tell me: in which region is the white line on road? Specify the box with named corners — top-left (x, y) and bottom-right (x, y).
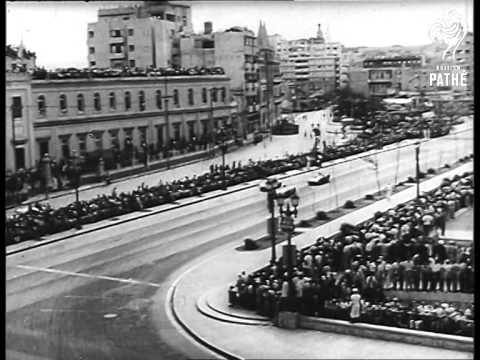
top-left (15, 264), bottom-right (161, 288)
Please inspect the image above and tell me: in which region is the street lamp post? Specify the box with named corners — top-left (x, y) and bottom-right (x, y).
top-left (260, 177), bottom-right (282, 264)
top-left (215, 127), bottom-right (229, 190)
top-left (70, 151), bottom-right (82, 230)
top-left (276, 189), bottom-right (300, 313)
top-left (415, 142), bottom-right (420, 202)
top-left (41, 153), bottom-right (52, 200)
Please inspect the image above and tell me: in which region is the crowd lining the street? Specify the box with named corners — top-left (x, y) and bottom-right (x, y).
top-left (5, 113), bottom-right (455, 208)
top-left (229, 172), bottom-right (474, 337)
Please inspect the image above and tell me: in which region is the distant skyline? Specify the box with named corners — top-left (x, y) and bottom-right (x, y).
top-left (6, 0), bottom-right (473, 69)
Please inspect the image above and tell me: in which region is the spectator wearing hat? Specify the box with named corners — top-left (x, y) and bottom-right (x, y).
top-left (411, 254), bottom-right (422, 291)
top-left (446, 260), bottom-right (459, 292)
top-left (441, 260), bottom-right (453, 292)
top-left (349, 288), bottom-right (363, 323)
top-left (445, 241), bottom-right (458, 263)
top-left (403, 258), bottom-right (414, 291)
top-left (421, 258), bottom-right (433, 291)
top-left (433, 240), bottom-right (447, 263)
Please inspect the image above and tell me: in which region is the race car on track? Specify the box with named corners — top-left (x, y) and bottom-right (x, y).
top-left (308, 172), bottom-right (331, 186)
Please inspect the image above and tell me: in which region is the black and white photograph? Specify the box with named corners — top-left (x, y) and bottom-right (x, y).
top-left (5, 1), bottom-right (474, 359)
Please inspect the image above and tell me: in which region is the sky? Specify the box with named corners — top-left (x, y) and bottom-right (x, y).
top-left (6, 0), bottom-right (473, 69)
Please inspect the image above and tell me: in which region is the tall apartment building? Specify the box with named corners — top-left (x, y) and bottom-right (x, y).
top-left (271, 25), bottom-right (343, 110)
top-left (87, 1), bottom-right (192, 69)
top-left (257, 21), bottom-right (283, 130)
top-left (178, 24), bottom-right (265, 134)
top-left (363, 55), bottom-right (424, 96)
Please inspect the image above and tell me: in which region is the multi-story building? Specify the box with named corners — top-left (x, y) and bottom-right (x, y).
top-left (179, 22), bottom-right (284, 133)
top-left (87, 1), bottom-right (192, 69)
top-left (6, 45), bottom-right (37, 172)
top-left (214, 27), bottom-right (261, 134)
top-left (30, 74), bottom-right (235, 165)
top-left (257, 21), bottom-right (283, 130)
top-left (363, 55), bottom-right (424, 96)
top-left (6, 68), bottom-right (236, 172)
top-left (272, 25), bottom-right (343, 110)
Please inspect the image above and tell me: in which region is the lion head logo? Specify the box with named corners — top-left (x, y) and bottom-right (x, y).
top-left (429, 10), bottom-right (467, 62)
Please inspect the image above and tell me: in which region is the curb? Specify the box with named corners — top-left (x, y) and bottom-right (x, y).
top-left (169, 283), bottom-right (244, 360)
top-left (300, 315), bottom-right (473, 352)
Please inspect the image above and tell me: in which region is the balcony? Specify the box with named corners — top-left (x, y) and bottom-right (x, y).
top-left (368, 78), bottom-right (393, 83)
top-left (109, 52), bottom-right (126, 59)
top-left (245, 84), bottom-right (257, 96)
top-left (109, 37), bottom-right (125, 44)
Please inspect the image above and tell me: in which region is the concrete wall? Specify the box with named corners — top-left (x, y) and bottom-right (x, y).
top-left (299, 316), bottom-right (473, 352)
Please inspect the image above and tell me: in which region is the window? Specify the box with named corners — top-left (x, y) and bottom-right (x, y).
top-left (94, 93), bottom-right (101, 111)
top-left (211, 88), bottom-right (218, 102)
top-left (93, 132), bottom-right (103, 151)
top-left (128, 28), bottom-right (134, 36)
top-left (221, 87), bottom-right (226, 102)
top-left (38, 139), bottom-right (49, 158)
top-left (90, 61), bottom-right (96, 67)
top-left (125, 91), bottom-right (131, 110)
top-left (139, 127), bottom-right (147, 143)
top-left (77, 134), bottom-right (87, 156)
top-left (188, 121), bottom-right (195, 140)
top-left (77, 94), bottom-right (85, 113)
top-left (12, 96), bottom-right (22, 118)
top-left (110, 29), bottom-right (122, 37)
top-left (89, 47), bottom-right (95, 54)
top-left (59, 94), bottom-right (67, 114)
top-left (60, 136), bottom-right (70, 159)
top-left (188, 88), bottom-right (194, 105)
top-left (129, 59), bottom-right (136, 68)
top-left (88, 30), bottom-right (94, 38)
top-left (202, 88), bottom-right (207, 103)
top-left (157, 125), bottom-right (164, 147)
top-left (109, 129), bottom-right (119, 148)
top-left (129, 45), bottom-right (135, 52)
top-left (173, 89), bottom-right (179, 107)
top-left (139, 91), bottom-right (146, 111)
top-left (173, 123), bottom-right (181, 140)
top-left (109, 92), bottom-right (116, 110)
top-left (156, 90), bottom-right (162, 109)
top-left (110, 44), bottom-right (123, 54)
top-left (37, 95), bottom-right (46, 117)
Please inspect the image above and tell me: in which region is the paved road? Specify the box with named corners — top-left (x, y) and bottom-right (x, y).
top-left (5, 127), bottom-right (473, 359)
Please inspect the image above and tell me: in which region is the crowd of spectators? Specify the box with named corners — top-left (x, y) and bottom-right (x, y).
top-left (229, 171), bottom-right (474, 336)
top-left (30, 65), bottom-right (225, 80)
top-left (5, 118), bottom-right (434, 227)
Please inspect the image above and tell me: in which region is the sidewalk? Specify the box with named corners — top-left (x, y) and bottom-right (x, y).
top-left (169, 162), bottom-right (473, 359)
